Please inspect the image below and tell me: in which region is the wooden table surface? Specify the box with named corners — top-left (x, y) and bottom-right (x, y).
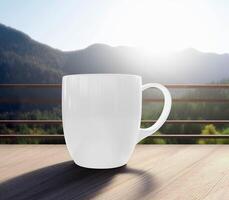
top-left (0, 145), bottom-right (229, 200)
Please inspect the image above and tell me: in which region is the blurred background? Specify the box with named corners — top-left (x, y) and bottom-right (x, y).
top-left (0, 0), bottom-right (228, 144)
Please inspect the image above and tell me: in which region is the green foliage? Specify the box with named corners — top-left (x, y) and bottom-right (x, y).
top-left (0, 23), bottom-right (228, 144)
top-left (222, 128), bottom-right (229, 135)
top-left (217, 128), bottom-right (229, 144)
top-left (198, 124), bottom-right (219, 144)
top-left (198, 125), bottom-right (229, 144)
top-left (139, 132), bottom-right (166, 144)
top-left (202, 124), bottom-right (219, 135)
top-left (0, 107), bottom-right (63, 144)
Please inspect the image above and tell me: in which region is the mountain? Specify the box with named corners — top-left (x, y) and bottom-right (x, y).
top-left (60, 44), bottom-right (229, 84)
top-left (1, 23), bottom-right (229, 85)
top-left (0, 23), bottom-right (65, 84)
top-left (0, 23), bottom-right (229, 112)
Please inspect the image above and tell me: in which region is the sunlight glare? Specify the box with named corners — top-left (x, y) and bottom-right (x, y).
top-left (103, 0), bottom-right (212, 53)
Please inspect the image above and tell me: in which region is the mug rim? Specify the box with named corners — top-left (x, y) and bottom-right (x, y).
top-left (63, 73), bottom-right (141, 79)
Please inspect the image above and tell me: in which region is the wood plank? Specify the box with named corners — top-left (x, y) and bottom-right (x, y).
top-left (0, 145), bottom-right (229, 200)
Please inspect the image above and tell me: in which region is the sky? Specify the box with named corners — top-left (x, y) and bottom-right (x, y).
top-left (0, 0), bottom-right (229, 53)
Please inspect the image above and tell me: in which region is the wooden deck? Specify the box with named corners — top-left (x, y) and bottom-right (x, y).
top-left (0, 145), bottom-right (229, 200)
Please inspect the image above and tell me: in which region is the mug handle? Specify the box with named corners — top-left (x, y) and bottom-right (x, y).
top-left (137, 83), bottom-right (172, 143)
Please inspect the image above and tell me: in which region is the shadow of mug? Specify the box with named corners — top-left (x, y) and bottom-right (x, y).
top-left (0, 161), bottom-right (155, 200)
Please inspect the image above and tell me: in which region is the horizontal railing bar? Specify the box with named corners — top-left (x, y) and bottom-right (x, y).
top-left (0, 98), bottom-right (229, 104)
top-left (0, 99), bottom-right (61, 104)
top-left (1, 134), bottom-right (229, 139)
top-left (148, 135), bottom-right (229, 139)
top-left (0, 135), bottom-right (63, 139)
top-left (142, 120), bottom-right (229, 124)
top-left (0, 120), bottom-right (228, 124)
top-left (0, 84), bottom-right (61, 88)
top-left (144, 99), bottom-right (229, 103)
top-left (165, 84), bottom-right (229, 89)
top-left (0, 134), bottom-right (63, 137)
top-left (0, 84), bottom-right (229, 88)
top-left (0, 120), bottom-right (62, 124)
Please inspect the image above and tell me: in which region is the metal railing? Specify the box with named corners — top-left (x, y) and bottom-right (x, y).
top-left (0, 84), bottom-right (229, 142)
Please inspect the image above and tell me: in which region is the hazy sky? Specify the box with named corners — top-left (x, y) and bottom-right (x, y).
top-left (1, 0), bottom-right (229, 53)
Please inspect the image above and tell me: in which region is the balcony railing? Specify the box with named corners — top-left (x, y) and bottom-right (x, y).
top-left (0, 84), bottom-right (229, 143)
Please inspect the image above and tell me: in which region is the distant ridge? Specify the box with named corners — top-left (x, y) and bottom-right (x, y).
top-left (0, 23), bottom-right (229, 84)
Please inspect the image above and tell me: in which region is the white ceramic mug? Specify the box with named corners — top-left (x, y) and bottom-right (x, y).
top-left (62, 74), bottom-right (172, 169)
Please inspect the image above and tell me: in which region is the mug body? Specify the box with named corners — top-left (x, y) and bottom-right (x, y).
top-left (62, 74), bottom-right (142, 169)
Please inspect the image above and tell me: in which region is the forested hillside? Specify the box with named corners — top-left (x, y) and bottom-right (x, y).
top-left (0, 23), bottom-right (228, 144)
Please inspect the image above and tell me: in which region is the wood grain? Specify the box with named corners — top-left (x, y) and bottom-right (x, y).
top-left (0, 145), bottom-right (229, 200)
